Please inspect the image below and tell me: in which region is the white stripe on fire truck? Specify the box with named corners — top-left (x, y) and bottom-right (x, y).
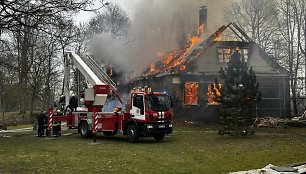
top-left (94, 113), bottom-right (98, 133)
top-left (48, 114), bottom-right (53, 130)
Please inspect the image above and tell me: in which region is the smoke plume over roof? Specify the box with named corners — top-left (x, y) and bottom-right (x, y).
top-left (92, 0), bottom-right (234, 74)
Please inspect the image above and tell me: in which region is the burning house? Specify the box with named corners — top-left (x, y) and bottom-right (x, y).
top-left (130, 6), bottom-right (290, 121)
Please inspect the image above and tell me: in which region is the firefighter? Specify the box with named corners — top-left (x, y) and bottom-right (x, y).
top-left (37, 111), bottom-right (46, 137)
top-left (52, 121), bottom-right (61, 137)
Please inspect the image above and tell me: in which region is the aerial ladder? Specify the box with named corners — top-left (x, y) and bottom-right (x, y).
top-left (63, 51), bottom-right (117, 111)
top-left (83, 54), bottom-right (117, 92)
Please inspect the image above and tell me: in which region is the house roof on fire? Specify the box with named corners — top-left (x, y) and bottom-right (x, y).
top-left (143, 22), bottom-right (287, 78)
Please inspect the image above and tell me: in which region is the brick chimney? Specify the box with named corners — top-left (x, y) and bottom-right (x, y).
top-left (199, 6), bottom-right (207, 28)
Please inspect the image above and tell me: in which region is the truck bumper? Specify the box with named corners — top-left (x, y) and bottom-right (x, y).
top-left (140, 122), bottom-right (173, 136)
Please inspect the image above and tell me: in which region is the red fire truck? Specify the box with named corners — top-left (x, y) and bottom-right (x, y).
top-left (48, 52), bottom-right (173, 143)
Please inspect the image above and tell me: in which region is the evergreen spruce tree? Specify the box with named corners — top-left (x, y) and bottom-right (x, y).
top-left (212, 49), bottom-right (261, 136)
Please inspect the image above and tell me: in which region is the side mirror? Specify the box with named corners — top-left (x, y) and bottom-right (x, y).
top-left (170, 96), bottom-right (173, 108)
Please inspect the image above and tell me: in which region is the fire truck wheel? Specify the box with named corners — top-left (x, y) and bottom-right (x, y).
top-left (153, 133), bottom-right (165, 141)
top-left (127, 124), bottom-right (139, 143)
top-left (79, 121), bottom-right (93, 138)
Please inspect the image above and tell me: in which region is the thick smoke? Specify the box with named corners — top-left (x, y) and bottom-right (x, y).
top-left (90, 33), bottom-right (127, 70)
top-left (93, 0), bottom-right (234, 74)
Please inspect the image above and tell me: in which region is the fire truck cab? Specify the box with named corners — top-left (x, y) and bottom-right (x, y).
top-left (125, 91), bottom-right (173, 142)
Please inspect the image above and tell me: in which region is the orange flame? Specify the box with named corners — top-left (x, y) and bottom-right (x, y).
top-left (184, 82), bottom-right (198, 105)
top-left (150, 63), bottom-right (155, 72)
top-left (109, 64), bottom-right (113, 76)
top-left (180, 65), bottom-right (186, 71)
top-left (213, 34), bottom-right (221, 41)
top-left (164, 53), bottom-right (174, 65)
top-left (184, 35), bottom-right (202, 55)
top-left (148, 24), bottom-right (206, 75)
top-left (213, 28), bottom-right (223, 41)
top-left (207, 84), bottom-right (222, 105)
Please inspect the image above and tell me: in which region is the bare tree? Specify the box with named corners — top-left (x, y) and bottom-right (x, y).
top-left (274, 0), bottom-right (305, 114)
top-left (28, 39), bottom-right (47, 117)
top-left (41, 32), bottom-right (62, 110)
top-left (0, 0), bottom-right (109, 31)
top-left (73, 23), bottom-right (90, 55)
top-left (0, 0), bottom-right (110, 116)
top-left (290, 0), bottom-right (306, 91)
top-left (0, 42), bottom-right (18, 112)
top-left (88, 3), bottom-right (130, 39)
top-left (225, 0), bottom-right (279, 52)
top-left (14, 23), bottom-right (36, 115)
top-left (225, 0), bottom-right (306, 115)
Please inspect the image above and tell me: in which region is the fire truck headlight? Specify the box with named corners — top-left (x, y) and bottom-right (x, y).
top-left (147, 125), bottom-right (153, 129)
top-left (169, 124), bottom-right (173, 128)
top-left (152, 113), bottom-right (158, 118)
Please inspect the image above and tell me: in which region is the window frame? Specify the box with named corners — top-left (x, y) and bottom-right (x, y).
top-left (207, 84), bottom-right (222, 105)
top-left (217, 48), bottom-right (231, 63)
top-left (217, 48), bottom-right (249, 63)
top-left (184, 82), bottom-right (199, 106)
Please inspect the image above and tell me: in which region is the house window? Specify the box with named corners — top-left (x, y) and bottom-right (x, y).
top-left (240, 49), bottom-right (249, 62)
top-left (217, 48), bottom-right (231, 63)
top-left (207, 84), bottom-right (222, 105)
top-left (184, 82), bottom-right (198, 105)
top-left (218, 48), bottom-right (249, 63)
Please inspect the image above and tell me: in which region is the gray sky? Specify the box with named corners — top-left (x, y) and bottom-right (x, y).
top-left (75, 0), bottom-right (141, 23)
top-left (75, 0), bottom-right (234, 28)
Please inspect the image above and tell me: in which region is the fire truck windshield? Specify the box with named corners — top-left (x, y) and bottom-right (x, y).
top-left (146, 95), bottom-right (171, 112)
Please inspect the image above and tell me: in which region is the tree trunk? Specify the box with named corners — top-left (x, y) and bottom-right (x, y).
top-left (19, 29), bottom-right (30, 117)
top-left (29, 87), bottom-right (36, 122)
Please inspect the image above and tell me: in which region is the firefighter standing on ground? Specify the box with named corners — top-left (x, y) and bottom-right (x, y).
top-left (37, 111), bottom-right (47, 137)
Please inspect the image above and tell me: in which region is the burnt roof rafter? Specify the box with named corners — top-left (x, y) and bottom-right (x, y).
top-left (228, 25), bottom-right (246, 42)
top-left (229, 22), bottom-right (252, 42)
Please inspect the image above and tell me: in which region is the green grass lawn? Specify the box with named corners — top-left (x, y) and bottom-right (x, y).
top-left (1, 125), bottom-right (306, 174)
top-left (7, 124), bottom-right (33, 130)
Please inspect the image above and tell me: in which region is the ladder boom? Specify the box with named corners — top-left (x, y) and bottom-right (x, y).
top-left (84, 54), bottom-right (117, 91)
top-left (66, 51), bottom-right (104, 86)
